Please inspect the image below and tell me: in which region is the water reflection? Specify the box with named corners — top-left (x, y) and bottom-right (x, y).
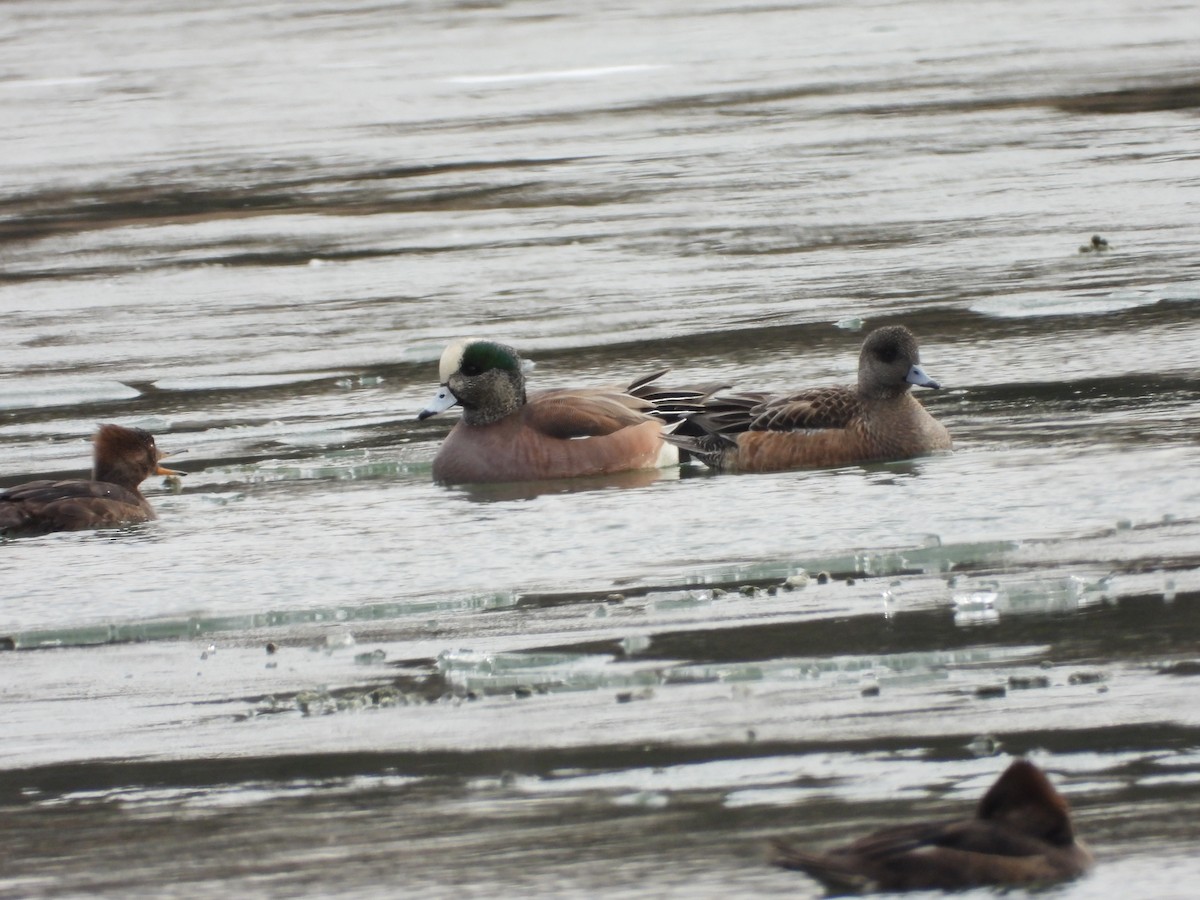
top-left (447, 465), bottom-right (676, 503)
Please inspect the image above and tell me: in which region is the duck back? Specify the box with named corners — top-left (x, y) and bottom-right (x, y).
top-left (0, 479), bottom-right (154, 536)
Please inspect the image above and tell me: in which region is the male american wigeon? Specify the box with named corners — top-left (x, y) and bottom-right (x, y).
top-left (0, 424), bottom-right (186, 536)
top-left (416, 338), bottom-right (708, 485)
top-left (770, 759), bottom-right (1093, 892)
top-left (666, 325), bottom-right (951, 473)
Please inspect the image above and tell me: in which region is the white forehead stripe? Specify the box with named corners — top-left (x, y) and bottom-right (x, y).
top-left (438, 337), bottom-right (483, 383)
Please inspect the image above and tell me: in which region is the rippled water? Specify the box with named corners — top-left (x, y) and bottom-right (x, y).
top-left (3, 0), bottom-right (1200, 896)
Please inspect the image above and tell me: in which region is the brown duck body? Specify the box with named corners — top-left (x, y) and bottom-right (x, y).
top-left (0, 424), bottom-right (183, 537)
top-left (668, 326), bottom-right (952, 473)
top-left (770, 759), bottom-right (1093, 893)
top-left (419, 339), bottom-right (710, 485)
top-left (0, 479), bottom-right (155, 534)
top-left (431, 388), bottom-right (673, 484)
top-left (725, 387), bottom-right (950, 473)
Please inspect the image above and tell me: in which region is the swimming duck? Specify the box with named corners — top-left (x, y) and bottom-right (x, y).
top-left (0, 424), bottom-right (185, 536)
top-left (666, 325), bottom-right (951, 473)
top-left (416, 338), bottom-right (706, 484)
top-left (770, 759), bottom-right (1093, 892)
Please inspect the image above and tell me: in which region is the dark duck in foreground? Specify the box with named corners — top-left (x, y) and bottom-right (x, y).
top-left (0, 424), bottom-right (185, 536)
top-left (666, 325), bottom-right (951, 473)
top-left (770, 759), bottom-right (1093, 893)
top-left (417, 338), bottom-right (711, 485)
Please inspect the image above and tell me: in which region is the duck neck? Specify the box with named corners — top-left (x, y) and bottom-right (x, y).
top-left (859, 380), bottom-right (910, 402)
top-left (459, 372), bottom-right (525, 426)
top-left (94, 458), bottom-right (146, 493)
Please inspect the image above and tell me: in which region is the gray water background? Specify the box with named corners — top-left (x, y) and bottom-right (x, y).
top-left (2, 0), bottom-right (1200, 896)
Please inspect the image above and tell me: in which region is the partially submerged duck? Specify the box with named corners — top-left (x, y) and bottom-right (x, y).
top-left (0, 424), bottom-right (185, 536)
top-left (666, 325), bottom-right (951, 473)
top-left (770, 759), bottom-right (1093, 893)
top-left (417, 338), bottom-right (709, 485)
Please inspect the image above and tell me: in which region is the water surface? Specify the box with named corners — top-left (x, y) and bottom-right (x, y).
top-left (2, 0), bottom-right (1200, 896)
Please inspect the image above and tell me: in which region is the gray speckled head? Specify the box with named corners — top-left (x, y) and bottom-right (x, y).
top-left (858, 326), bottom-right (940, 399)
top-left (420, 338), bottom-right (528, 425)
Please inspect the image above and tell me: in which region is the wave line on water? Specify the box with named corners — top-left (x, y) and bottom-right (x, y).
top-left (446, 64), bottom-right (668, 86)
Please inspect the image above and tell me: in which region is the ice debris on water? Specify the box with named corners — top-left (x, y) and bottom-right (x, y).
top-left (613, 791), bottom-right (669, 809)
top-left (1157, 661), bottom-right (1200, 677)
top-left (953, 575), bottom-right (1101, 626)
top-left (287, 680), bottom-right (451, 717)
top-left (953, 588), bottom-right (1000, 626)
top-left (616, 688), bottom-right (654, 704)
top-left (324, 631), bottom-right (356, 650)
top-left (1009, 674), bottom-right (1050, 690)
top-left (834, 316), bottom-right (864, 331)
top-left (966, 734), bottom-right (1002, 757)
top-left (622, 634), bottom-right (652, 656)
top-left (336, 375), bottom-right (384, 389)
top-left (857, 550), bottom-right (907, 576)
top-left (785, 570), bottom-right (810, 589)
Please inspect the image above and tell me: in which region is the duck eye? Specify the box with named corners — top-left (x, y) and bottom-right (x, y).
top-left (462, 362), bottom-right (483, 376)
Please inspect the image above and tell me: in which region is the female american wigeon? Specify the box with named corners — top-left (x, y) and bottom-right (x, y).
top-left (0, 424), bottom-right (186, 536)
top-left (770, 759), bottom-right (1093, 892)
top-left (666, 325), bottom-right (951, 473)
top-left (416, 338), bottom-right (707, 485)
